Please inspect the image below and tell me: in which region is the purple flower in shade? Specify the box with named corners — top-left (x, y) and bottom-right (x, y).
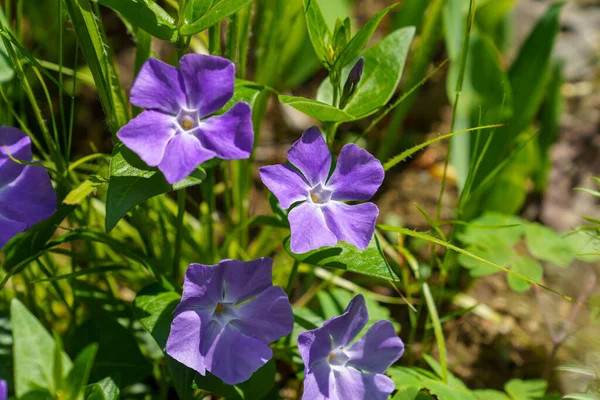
top-left (166, 258), bottom-right (294, 385)
top-left (0, 127), bottom-right (56, 249)
top-left (117, 54), bottom-right (253, 184)
top-left (0, 379), bottom-right (6, 400)
top-left (259, 127), bottom-right (384, 253)
top-left (298, 295), bottom-right (404, 400)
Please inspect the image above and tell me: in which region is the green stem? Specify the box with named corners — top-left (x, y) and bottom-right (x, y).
top-left (286, 260), bottom-right (300, 297)
top-left (173, 189), bottom-right (187, 280)
top-left (226, 15), bottom-right (238, 62)
top-left (422, 282), bottom-right (448, 382)
top-left (202, 171), bottom-right (217, 262)
top-left (208, 23), bottom-right (221, 56)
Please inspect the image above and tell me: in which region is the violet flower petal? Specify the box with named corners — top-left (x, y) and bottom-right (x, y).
top-left (233, 286), bottom-right (294, 343)
top-left (0, 126), bottom-right (31, 183)
top-left (346, 320), bottom-right (404, 374)
top-left (259, 164), bottom-right (309, 209)
top-left (0, 214), bottom-right (25, 248)
top-left (179, 54), bottom-right (235, 117)
top-left (158, 133), bottom-right (215, 184)
top-left (332, 367), bottom-right (395, 400)
top-left (327, 143), bottom-right (384, 201)
top-left (130, 58), bottom-right (186, 115)
top-left (0, 166), bottom-right (56, 228)
top-left (323, 294), bottom-right (368, 348)
top-left (203, 325), bottom-right (273, 385)
top-left (0, 379), bottom-right (6, 400)
top-left (298, 326), bottom-right (332, 370)
top-left (221, 258), bottom-right (272, 303)
top-left (165, 310), bottom-right (208, 375)
top-left (196, 102), bottom-right (253, 160)
top-left (287, 127), bottom-right (331, 187)
top-left (117, 110), bottom-right (178, 167)
top-left (302, 362), bottom-right (333, 400)
top-left (288, 202), bottom-right (337, 254)
top-left (321, 202), bottom-right (379, 250)
top-left (178, 263), bottom-right (224, 309)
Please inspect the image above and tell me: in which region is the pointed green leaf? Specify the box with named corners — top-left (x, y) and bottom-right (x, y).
top-left (61, 344), bottom-right (98, 400)
top-left (85, 377), bottom-right (120, 400)
top-left (283, 236), bottom-right (399, 281)
top-left (505, 379), bottom-right (547, 400)
top-left (11, 299), bottom-right (72, 397)
top-left (180, 0), bottom-right (253, 36)
top-left (93, 0), bottom-right (177, 41)
top-left (278, 95), bottom-right (354, 122)
top-left (303, 0), bottom-right (332, 65)
top-left (333, 3), bottom-right (398, 70)
top-left (105, 144), bottom-right (206, 232)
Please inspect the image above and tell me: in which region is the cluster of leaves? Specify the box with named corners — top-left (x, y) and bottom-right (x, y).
top-left (456, 212), bottom-right (599, 292)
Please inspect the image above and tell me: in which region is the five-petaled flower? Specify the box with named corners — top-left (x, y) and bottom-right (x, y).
top-left (166, 258), bottom-right (294, 385)
top-left (259, 127), bottom-right (384, 253)
top-left (0, 127), bottom-right (56, 249)
top-left (118, 54), bottom-right (254, 184)
top-left (298, 294), bottom-right (404, 400)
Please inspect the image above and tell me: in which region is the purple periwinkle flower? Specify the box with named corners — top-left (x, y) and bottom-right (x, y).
top-left (0, 379), bottom-right (6, 400)
top-left (0, 127), bottom-right (56, 249)
top-left (166, 258), bottom-right (294, 385)
top-left (298, 295), bottom-right (404, 400)
top-left (118, 54), bottom-right (254, 184)
top-left (259, 127), bottom-right (384, 253)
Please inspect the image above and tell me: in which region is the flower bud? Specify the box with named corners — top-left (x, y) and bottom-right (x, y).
top-left (339, 57), bottom-right (364, 109)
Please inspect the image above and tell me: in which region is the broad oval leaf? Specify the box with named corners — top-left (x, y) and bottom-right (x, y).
top-left (318, 27), bottom-right (415, 120)
top-left (524, 223), bottom-right (575, 268)
top-left (283, 236), bottom-right (399, 281)
top-left (11, 299), bottom-right (72, 397)
top-left (105, 144), bottom-right (206, 233)
top-left (85, 377), bottom-right (120, 400)
top-left (279, 94), bottom-right (354, 122)
top-left (180, 0), bottom-right (253, 36)
top-left (94, 0), bottom-right (177, 42)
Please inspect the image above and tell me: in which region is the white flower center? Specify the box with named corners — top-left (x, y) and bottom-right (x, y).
top-left (212, 302), bottom-right (237, 326)
top-left (309, 183), bottom-right (333, 204)
top-left (328, 348), bottom-right (350, 366)
top-left (177, 109), bottom-right (199, 131)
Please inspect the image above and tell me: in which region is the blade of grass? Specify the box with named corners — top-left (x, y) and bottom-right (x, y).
top-left (383, 124), bottom-right (504, 171)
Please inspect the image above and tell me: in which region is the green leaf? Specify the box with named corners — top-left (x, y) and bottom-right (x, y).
top-left (278, 95), bottom-right (354, 122)
top-left (507, 257), bottom-right (543, 292)
top-left (457, 212), bottom-right (524, 246)
top-left (505, 379), bottom-right (547, 400)
top-left (303, 0), bottom-right (332, 65)
top-left (458, 236), bottom-right (516, 277)
top-left (60, 344), bottom-right (98, 400)
top-left (11, 299), bottom-right (72, 397)
top-left (525, 223), bottom-right (575, 267)
top-left (63, 176), bottom-right (107, 205)
top-left (180, 0), bottom-right (253, 36)
top-left (63, 0), bottom-right (129, 134)
top-left (223, 80), bottom-right (266, 111)
top-left (70, 316), bottom-right (152, 387)
top-left (184, 0), bottom-right (213, 24)
top-left (93, 0), bottom-right (177, 41)
top-left (318, 27), bottom-right (415, 120)
top-left (283, 236), bottom-right (399, 281)
top-left (508, 2), bottom-right (563, 137)
top-left (333, 4), bottom-right (398, 70)
top-left (105, 144), bottom-right (206, 232)
top-left (474, 390), bottom-right (511, 400)
top-left (85, 377), bottom-right (120, 400)
top-left (0, 314), bottom-right (13, 390)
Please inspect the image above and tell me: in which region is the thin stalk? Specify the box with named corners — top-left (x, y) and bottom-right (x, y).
top-left (58, 0), bottom-right (67, 157)
top-left (422, 282), bottom-right (447, 382)
top-left (173, 189), bottom-right (187, 280)
top-left (435, 0), bottom-right (477, 221)
top-left (208, 23), bottom-right (221, 56)
top-left (226, 15), bottom-right (238, 62)
top-left (286, 260), bottom-right (300, 297)
top-left (237, 2), bottom-right (253, 78)
top-left (202, 171), bottom-right (217, 262)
